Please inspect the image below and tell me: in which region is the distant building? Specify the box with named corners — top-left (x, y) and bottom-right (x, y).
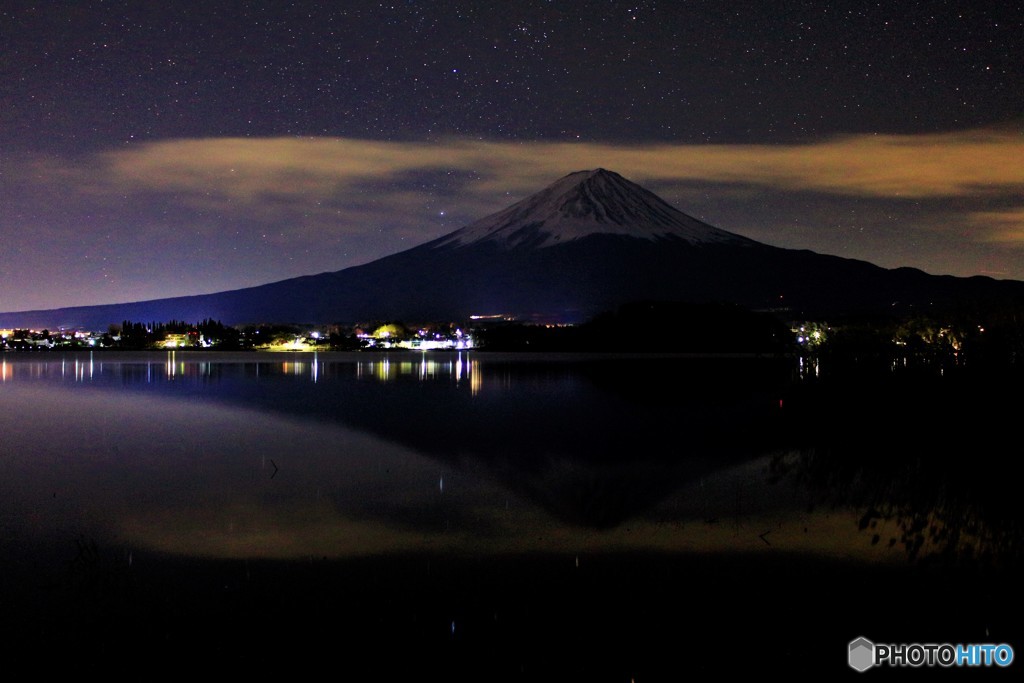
top-left (163, 333), bottom-right (190, 348)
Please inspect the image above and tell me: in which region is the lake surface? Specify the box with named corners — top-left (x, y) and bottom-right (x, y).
top-left (1, 351), bottom-right (1020, 678)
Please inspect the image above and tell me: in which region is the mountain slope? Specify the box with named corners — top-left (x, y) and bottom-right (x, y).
top-left (2, 169), bottom-right (1023, 329)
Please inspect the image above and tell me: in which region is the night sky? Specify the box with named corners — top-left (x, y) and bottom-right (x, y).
top-left (2, 1), bottom-right (1022, 313)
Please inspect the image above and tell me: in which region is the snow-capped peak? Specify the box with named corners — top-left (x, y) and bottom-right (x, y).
top-left (433, 169), bottom-right (751, 250)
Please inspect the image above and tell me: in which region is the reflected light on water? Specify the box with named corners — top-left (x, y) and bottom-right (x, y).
top-left (797, 355), bottom-right (820, 380)
top-left (165, 350), bottom-right (180, 378)
top-left (73, 355), bottom-right (93, 381)
top-left (0, 353), bottom-right (493, 396)
top-left (346, 354), bottom-right (479, 390)
top-left (470, 359), bottom-right (481, 395)
top-left (376, 357), bottom-right (390, 381)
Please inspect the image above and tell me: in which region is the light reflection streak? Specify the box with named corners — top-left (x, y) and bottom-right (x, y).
top-left (797, 355), bottom-right (820, 380)
top-left (338, 353), bottom-right (481, 388)
top-left (280, 361), bottom-right (310, 376)
top-left (470, 360), bottom-right (481, 395)
top-left (0, 351), bottom-right (494, 391)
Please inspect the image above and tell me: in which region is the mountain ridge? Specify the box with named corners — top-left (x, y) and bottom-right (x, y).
top-left (1, 169), bottom-right (1023, 329)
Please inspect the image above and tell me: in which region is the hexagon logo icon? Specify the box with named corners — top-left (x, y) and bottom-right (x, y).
top-left (849, 637), bottom-right (875, 672)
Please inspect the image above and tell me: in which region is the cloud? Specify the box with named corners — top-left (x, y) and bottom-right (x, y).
top-left (971, 209), bottom-right (1024, 246)
top-left (32, 126), bottom-right (1024, 205)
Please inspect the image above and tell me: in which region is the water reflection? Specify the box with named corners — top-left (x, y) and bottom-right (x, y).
top-left (0, 353), bottom-right (779, 544)
top-left (1, 351), bottom-right (1020, 568)
top-left (3, 351), bottom-right (1023, 676)
top-left (770, 362), bottom-right (1024, 567)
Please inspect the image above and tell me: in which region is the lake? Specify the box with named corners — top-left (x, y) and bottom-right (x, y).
top-left (1, 350), bottom-right (1020, 678)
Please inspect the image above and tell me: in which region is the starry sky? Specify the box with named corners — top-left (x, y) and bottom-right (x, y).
top-left (2, 1), bottom-right (1022, 314)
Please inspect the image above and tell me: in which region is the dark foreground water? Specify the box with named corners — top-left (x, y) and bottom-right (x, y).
top-left (0, 351), bottom-right (1020, 678)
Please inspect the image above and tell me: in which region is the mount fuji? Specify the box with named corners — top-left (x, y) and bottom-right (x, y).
top-left (3, 169), bottom-right (1023, 329)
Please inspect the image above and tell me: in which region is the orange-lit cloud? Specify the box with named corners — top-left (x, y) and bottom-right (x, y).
top-left (21, 126), bottom-right (1018, 198)
top-left (971, 209), bottom-right (1024, 246)
top-left (62, 127), bottom-right (1022, 199)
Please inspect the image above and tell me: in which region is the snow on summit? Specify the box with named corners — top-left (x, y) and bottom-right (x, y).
top-left (434, 169), bottom-right (752, 250)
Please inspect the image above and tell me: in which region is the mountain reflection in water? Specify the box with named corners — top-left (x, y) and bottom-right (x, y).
top-left (0, 351), bottom-right (1020, 677)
